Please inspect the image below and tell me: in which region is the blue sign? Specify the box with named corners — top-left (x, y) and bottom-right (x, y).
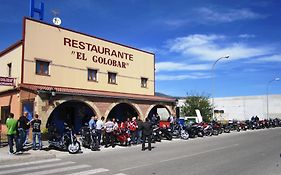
top-left (30, 0), bottom-right (44, 20)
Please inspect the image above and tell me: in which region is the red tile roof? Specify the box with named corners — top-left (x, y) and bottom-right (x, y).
top-left (19, 83), bottom-right (175, 103)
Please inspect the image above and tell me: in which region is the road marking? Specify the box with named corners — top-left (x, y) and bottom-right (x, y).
top-left (66, 168), bottom-right (109, 175)
top-left (0, 158), bottom-right (61, 169)
top-left (120, 164), bottom-right (151, 171)
top-left (0, 161), bottom-right (74, 174)
top-left (114, 173), bottom-right (127, 175)
top-left (22, 164), bottom-right (91, 175)
top-left (160, 144), bottom-right (239, 163)
top-left (120, 144), bottom-right (239, 171)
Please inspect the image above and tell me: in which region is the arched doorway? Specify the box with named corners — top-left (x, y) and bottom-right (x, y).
top-left (147, 104), bottom-right (171, 121)
top-left (47, 100), bottom-right (96, 134)
top-left (107, 103), bottom-right (139, 122)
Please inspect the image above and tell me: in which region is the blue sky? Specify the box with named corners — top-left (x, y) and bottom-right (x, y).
top-left (1, 0), bottom-right (281, 97)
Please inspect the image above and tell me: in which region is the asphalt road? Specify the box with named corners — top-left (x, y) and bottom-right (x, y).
top-left (1, 128), bottom-right (281, 175)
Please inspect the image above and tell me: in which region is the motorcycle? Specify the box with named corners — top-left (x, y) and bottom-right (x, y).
top-left (159, 125), bottom-right (173, 140)
top-left (199, 122), bottom-right (213, 136)
top-left (151, 125), bottom-right (162, 143)
top-left (186, 124), bottom-right (204, 138)
top-left (273, 118), bottom-right (281, 127)
top-left (210, 121), bottom-right (221, 136)
top-left (222, 124), bottom-right (231, 133)
top-left (114, 128), bottom-right (131, 146)
top-left (81, 126), bottom-right (100, 151)
top-left (48, 124), bottom-right (81, 154)
top-left (172, 124), bottom-right (189, 140)
top-left (229, 121), bottom-right (241, 132)
top-left (239, 121), bottom-right (248, 131)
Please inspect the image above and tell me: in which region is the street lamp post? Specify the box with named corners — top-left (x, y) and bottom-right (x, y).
top-left (212, 55), bottom-right (230, 120)
top-left (266, 77), bottom-right (280, 120)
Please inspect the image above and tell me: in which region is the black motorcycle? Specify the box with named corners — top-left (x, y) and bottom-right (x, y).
top-left (222, 124), bottom-right (231, 133)
top-left (151, 125), bottom-right (162, 143)
top-left (229, 121), bottom-right (241, 132)
top-left (186, 124), bottom-right (204, 138)
top-left (81, 126), bottom-right (100, 151)
top-left (160, 127), bottom-right (173, 140)
top-left (48, 124), bottom-right (81, 154)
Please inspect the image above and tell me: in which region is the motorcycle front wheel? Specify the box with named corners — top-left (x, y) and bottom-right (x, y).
top-left (68, 141), bottom-right (81, 154)
top-left (180, 132), bottom-right (189, 140)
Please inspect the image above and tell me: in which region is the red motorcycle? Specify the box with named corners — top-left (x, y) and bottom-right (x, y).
top-left (114, 128), bottom-right (131, 146)
top-left (198, 122), bottom-right (213, 136)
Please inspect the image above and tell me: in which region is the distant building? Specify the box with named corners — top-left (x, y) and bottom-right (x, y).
top-left (0, 18), bottom-right (175, 134)
top-left (213, 95), bottom-right (281, 121)
top-left (176, 95), bottom-right (281, 121)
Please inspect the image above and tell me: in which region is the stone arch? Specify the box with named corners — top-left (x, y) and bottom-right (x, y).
top-left (45, 97), bottom-right (100, 134)
top-left (45, 96), bottom-right (101, 121)
top-left (104, 100), bottom-right (143, 121)
top-left (145, 103), bottom-right (174, 121)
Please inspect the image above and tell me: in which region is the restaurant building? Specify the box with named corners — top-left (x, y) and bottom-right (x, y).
top-left (0, 18), bottom-right (175, 134)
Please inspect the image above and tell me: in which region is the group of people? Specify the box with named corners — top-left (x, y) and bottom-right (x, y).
top-left (6, 112), bottom-right (42, 155)
top-left (6, 113), bottom-right (156, 154)
top-left (88, 115), bottom-right (154, 151)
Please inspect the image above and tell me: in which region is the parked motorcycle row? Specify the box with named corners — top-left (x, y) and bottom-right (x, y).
top-left (46, 118), bottom-right (281, 154)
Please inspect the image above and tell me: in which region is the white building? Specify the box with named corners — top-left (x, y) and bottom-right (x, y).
top-left (177, 94), bottom-right (281, 121)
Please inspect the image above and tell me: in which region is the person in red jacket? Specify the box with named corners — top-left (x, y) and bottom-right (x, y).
top-left (129, 117), bottom-right (138, 144)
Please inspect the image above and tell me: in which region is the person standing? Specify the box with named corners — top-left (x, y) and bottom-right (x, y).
top-left (129, 117), bottom-right (138, 144)
top-left (136, 116), bottom-right (143, 144)
top-left (95, 116), bottom-right (105, 146)
top-left (112, 118), bottom-right (119, 131)
top-left (104, 118), bottom-right (115, 148)
top-left (6, 113), bottom-right (20, 154)
top-left (88, 115), bottom-right (97, 130)
top-left (18, 112), bottom-right (30, 150)
top-left (141, 118), bottom-right (153, 151)
top-left (30, 114), bottom-right (42, 150)
top-left (168, 114), bottom-right (175, 131)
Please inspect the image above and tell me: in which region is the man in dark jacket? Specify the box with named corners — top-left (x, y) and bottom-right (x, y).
top-left (141, 118), bottom-right (153, 151)
top-left (18, 112), bottom-right (30, 150)
top-left (136, 116), bottom-right (143, 144)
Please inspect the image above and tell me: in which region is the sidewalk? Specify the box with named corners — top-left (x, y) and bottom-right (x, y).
top-left (0, 141), bottom-right (56, 164)
top-left (0, 140), bottom-right (131, 164)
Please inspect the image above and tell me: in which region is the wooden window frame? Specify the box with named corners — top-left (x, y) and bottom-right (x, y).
top-left (88, 68), bottom-right (98, 82)
top-left (108, 72), bottom-right (117, 85)
top-left (141, 77), bottom-right (148, 88)
top-left (35, 60), bottom-right (50, 76)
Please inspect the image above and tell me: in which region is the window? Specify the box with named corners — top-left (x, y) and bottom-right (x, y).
top-left (36, 60), bottom-right (50, 75)
top-left (88, 69), bottom-right (98, 81)
top-left (108, 72), bottom-right (117, 84)
top-left (1, 106), bottom-right (10, 124)
top-left (141, 77), bottom-right (148, 88)
top-left (7, 63), bottom-right (12, 77)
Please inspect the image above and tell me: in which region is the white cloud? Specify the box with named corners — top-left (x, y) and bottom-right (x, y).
top-left (197, 7), bottom-right (265, 23)
top-left (156, 73), bottom-right (211, 81)
top-left (155, 62), bottom-right (210, 72)
top-left (239, 34), bottom-right (256, 39)
top-left (167, 34), bottom-right (271, 61)
top-left (249, 54), bottom-right (281, 63)
top-left (161, 7), bottom-right (265, 27)
top-left (168, 34), bottom-right (225, 49)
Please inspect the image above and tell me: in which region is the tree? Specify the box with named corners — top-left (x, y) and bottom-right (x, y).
top-left (181, 93), bottom-right (212, 122)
